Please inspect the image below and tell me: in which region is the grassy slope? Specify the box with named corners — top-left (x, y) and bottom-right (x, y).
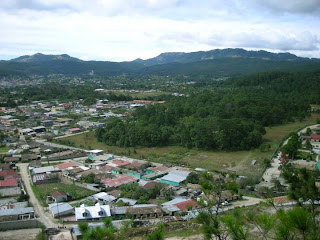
top-left (61, 113), bottom-right (320, 177)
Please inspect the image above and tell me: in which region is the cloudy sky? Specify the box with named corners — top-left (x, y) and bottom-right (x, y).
top-left (0, 0), bottom-right (319, 61)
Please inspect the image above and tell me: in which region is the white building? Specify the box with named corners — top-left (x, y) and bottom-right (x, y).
top-left (75, 203), bottom-right (111, 221)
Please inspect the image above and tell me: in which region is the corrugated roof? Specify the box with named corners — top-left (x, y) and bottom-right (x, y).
top-left (48, 203), bottom-right (73, 216)
top-left (101, 175), bottom-right (137, 187)
top-left (0, 207), bottom-right (34, 216)
top-left (117, 198), bottom-right (137, 206)
top-left (54, 162), bottom-right (76, 170)
top-left (0, 179), bottom-right (17, 188)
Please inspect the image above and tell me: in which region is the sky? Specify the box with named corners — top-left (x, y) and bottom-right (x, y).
top-left (0, 0), bottom-right (320, 61)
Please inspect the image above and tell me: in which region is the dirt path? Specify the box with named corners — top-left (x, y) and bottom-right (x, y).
top-left (17, 163), bottom-right (57, 228)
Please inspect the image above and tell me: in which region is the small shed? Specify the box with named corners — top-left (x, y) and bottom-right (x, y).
top-left (50, 190), bottom-right (68, 203)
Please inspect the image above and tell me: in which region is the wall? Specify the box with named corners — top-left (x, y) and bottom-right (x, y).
top-left (0, 219), bottom-right (39, 231)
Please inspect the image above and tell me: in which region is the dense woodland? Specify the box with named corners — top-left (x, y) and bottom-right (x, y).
top-left (96, 71), bottom-right (320, 150)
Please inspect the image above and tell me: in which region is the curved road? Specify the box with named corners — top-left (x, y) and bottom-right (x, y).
top-left (259, 123), bottom-right (319, 187)
top-left (17, 163), bottom-right (56, 228)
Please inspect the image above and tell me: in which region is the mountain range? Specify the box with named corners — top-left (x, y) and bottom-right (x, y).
top-left (1, 48), bottom-right (320, 78)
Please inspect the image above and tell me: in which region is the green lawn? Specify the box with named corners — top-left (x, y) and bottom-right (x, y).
top-left (0, 146), bottom-right (9, 154)
top-left (59, 113), bottom-right (320, 177)
top-left (32, 182), bottom-right (95, 206)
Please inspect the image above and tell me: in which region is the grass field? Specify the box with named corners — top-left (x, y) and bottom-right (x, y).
top-left (60, 113), bottom-right (320, 177)
top-left (32, 182), bottom-right (95, 206)
top-left (0, 146), bottom-right (9, 154)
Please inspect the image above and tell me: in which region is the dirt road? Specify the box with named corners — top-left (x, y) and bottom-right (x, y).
top-left (17, 163), bottom-right (56, 228)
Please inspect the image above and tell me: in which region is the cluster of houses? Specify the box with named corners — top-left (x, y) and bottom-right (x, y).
top-left (24, 149), bottom-right (239, 229)
top-left (0, 97), bottom-right (166, 140)
top-left (0, 168), bottom-right (35, 223)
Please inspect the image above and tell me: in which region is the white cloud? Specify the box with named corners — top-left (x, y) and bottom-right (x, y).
top-left (0, 0), bottom-right (319, 60)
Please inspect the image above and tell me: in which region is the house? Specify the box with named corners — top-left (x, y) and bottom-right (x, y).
top-left (32, 126), bottom-right (46, 133)
top-left (19, 128), bottom-right (33, 136)
top-left (101, 175), bottom-right (138, 188)
top-left (0, 179), bottom-right (17, 189)
top-left (107, 189), bottom-right (122, 198)
top-left (117, 198), bottom-right (137, 206)
top-left (110, 207), bottom-right (128, 218)
top-left (0, 207), bottom-right (34, 221)
top-left (28, 160), bottom-right (42, 169)
top-left (54, 162), bottom-right (76, 170)
top-left (90, 192), bottom-right (116, 203)
top-left (31, 166), bottom-right (60, 175)
top-left (21, 154), bottom-right (40, 162)
top-left (32, 174), bottom-right (59, 185)
top-left (0, 200), bottom-right (28, 210)
top-left (75, 203), bottom-right (111, 221)
top-left (86, 150), bottom-right (104, 156)
top-left (162, 198), bottom-right (198, 215)
top-left (48, 202), bottom-right (74, 218)
top-left (50, 190), bottom-right (68, 202)
top-left (126, 204), bottom-right (162, 219)
top-left (0, 169), bottom-right (20, 181)
top-left (3, 157), bottom-right (20, 164)
top-left (160, 170), bottom-right (190, 186)
top-left (68, 128), bottom-right (81, 134)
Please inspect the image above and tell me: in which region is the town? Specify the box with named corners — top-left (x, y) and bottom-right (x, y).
top-left (0, 95), bottom-right (320, 239)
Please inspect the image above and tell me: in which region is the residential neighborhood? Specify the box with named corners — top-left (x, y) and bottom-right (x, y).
top-left (1, 99), bottom-right (320, 239)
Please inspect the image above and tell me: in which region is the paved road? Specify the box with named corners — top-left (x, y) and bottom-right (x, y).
top-left (17, 163), bottom-right (56, 228)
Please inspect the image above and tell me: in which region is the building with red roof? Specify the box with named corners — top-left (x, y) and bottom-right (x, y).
top-left (101, 175), bottom-right (138, 188)
top-left (0, 170), bottom-right (20, 181)
top-left (0, 179), bottom-right (17, 188)
top-left (54, 162), bottom-right (76, 170)
top-left (174, 199), bottom-right (198, 211)
top-left (311, 134), bottom-right (320, 141)
top-left (110, 160), bottom-right (131, 167)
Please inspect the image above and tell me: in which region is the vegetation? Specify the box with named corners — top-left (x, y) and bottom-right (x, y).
top-left (96, 71), bottom-right (319, 151)
top-left (195, 167), bottom-right (320, 240)
top-left (32, 182), bottom-right (95, 206)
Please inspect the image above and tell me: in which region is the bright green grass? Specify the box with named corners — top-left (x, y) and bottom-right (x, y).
top-left (32, 182), bottom-right (95, 206)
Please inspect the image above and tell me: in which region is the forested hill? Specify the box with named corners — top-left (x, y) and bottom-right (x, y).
top-left (96, 71), bottom-right (320, 151)
top-left (1, 49), bottom-right (320, 78)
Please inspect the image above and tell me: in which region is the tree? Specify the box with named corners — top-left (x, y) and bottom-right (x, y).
top-left (283, 167), bottom-right (320, 230)
top-left (145, 224), bottom-right (165, 240)
top-left (186, 172), bottom-right (200, 184)
top-left (196, 173), bottom-right (239, 240)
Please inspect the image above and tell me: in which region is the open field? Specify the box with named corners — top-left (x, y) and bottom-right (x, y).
top-left (61, 113), bottom-right (320, 177)
top-left (32, 182), bottom-right (95, 206)
top-left (0, 146), bottom-right (9, 154)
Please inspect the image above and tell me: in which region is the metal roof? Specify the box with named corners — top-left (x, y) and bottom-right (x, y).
top-left (162, 198), bottom-right (188, 206)
top-left (32, 166), bottom-right (60, 174)
top-left (117, 198), bottom-right (137, 206)
top-left (0, 207), bottom-right (34, 216)
top-left (75, 203), bottom-right (111, 221)
top-left (92, 192), bottom-right (116, 202)
top-left (48, 203), bottom-right (73, 216)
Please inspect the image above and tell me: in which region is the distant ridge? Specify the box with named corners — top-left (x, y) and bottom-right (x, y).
top-left (1, 48), bottom-right (319, 78)
top-left (12, 53), bottom-right (82, 63)
top-left (133, 48), bottom-right (307, 66)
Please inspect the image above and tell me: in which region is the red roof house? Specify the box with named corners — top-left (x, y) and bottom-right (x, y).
top-left (174, 199), bottom-right (198, 211)
top-left (54, 162), bottom-right (76, 170)
top-left (0, 179), bottom-right (17, 188)
top-left (101, 175), bottom-right (138, 188)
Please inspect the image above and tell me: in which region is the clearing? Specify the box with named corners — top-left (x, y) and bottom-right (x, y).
top-left (60, 113), bottom-right (320, 177)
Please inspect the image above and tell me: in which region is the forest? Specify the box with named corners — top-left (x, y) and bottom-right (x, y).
top-left (96, 71), bottom-right (320, 151)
